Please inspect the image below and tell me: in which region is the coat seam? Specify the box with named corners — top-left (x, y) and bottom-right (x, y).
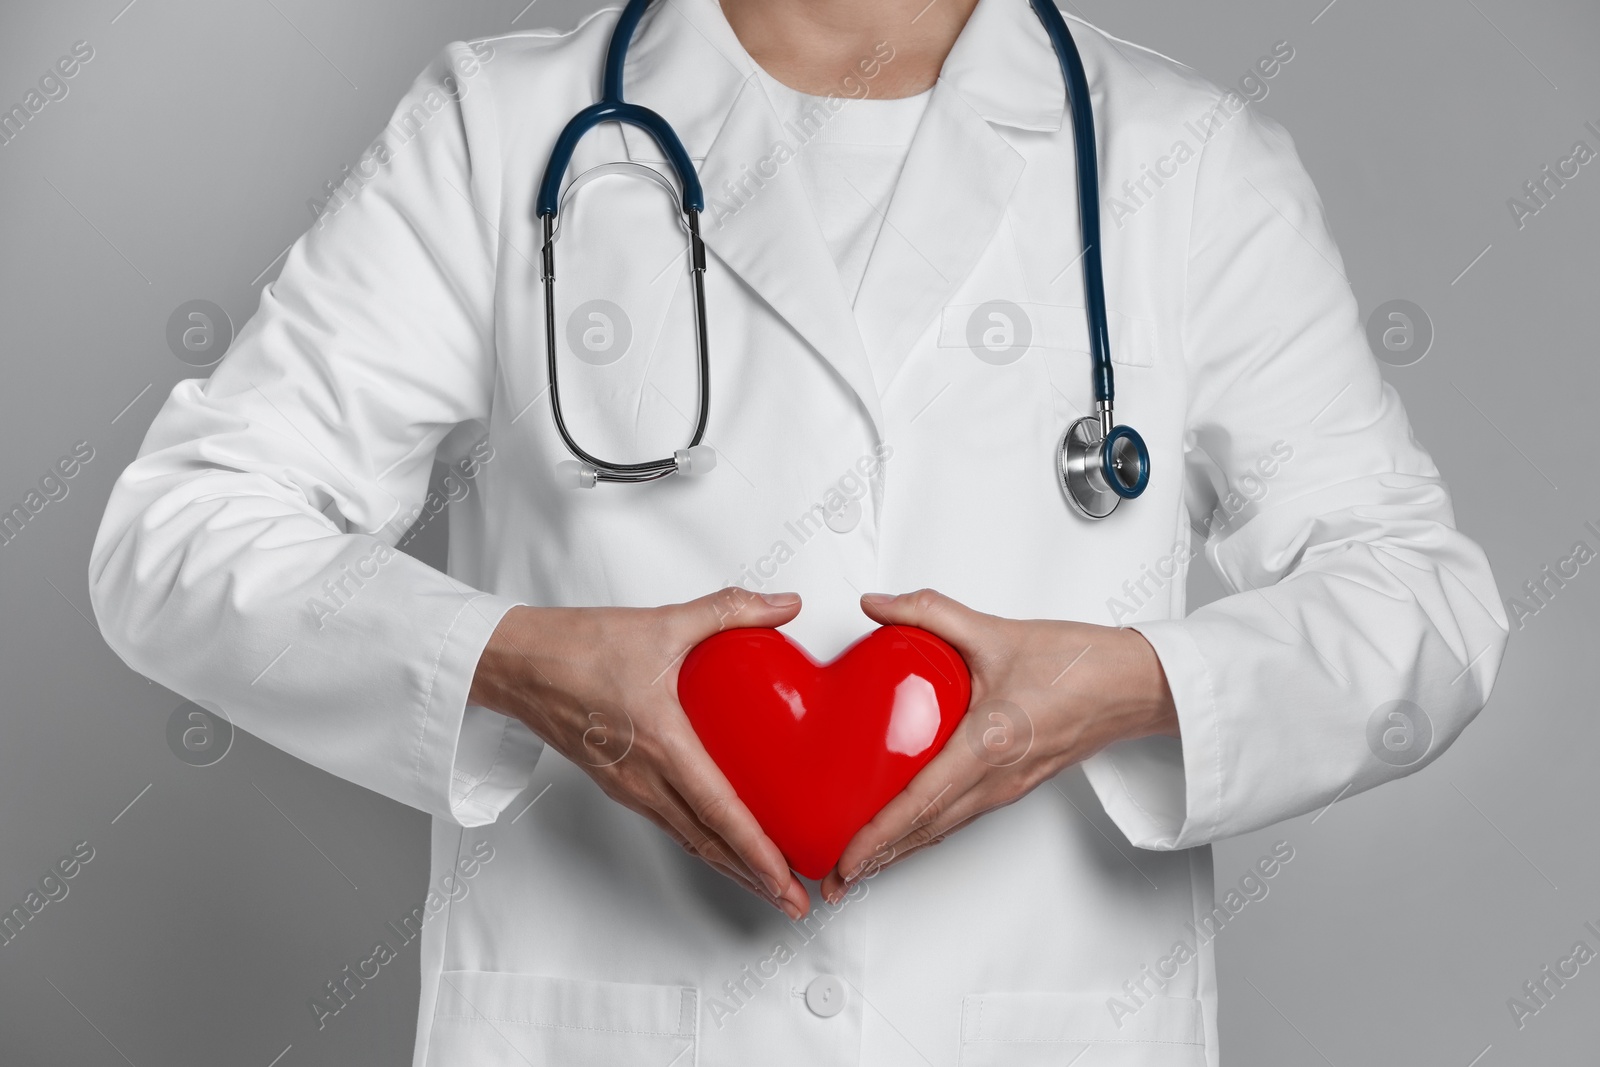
top-left (415, 594), bottom-right (486, 809)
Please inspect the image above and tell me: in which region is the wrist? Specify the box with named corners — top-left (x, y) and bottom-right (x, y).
top-left (1117, 626), bottom-right (1179, 740)
top-left (470, 606), bottom-right (547, 724)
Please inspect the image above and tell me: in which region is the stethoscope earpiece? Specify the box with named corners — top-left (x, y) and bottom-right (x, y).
top-left (1057, 410), bottom-right (1149, 519)
top-left (674, 444), bottom-right (717, 476)
top-left (556, 459), bottom-right (599, 489)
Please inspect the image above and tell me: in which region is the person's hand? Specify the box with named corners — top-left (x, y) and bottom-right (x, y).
top-left (470, 588), bottom-right (812, 919)
top-left (819, 589), bottom-right (1179, 904)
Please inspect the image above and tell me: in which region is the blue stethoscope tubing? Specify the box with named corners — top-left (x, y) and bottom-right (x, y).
top-left (535, 0), bottom-right (1150, 516)
top-left (537, 0), bottom-right (710, 485)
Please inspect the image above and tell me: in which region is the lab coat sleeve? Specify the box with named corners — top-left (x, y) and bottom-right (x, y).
top-left (1080, 103), bottom-right (1509, 850)
top-left (88, 42), bottom-right (543, 827)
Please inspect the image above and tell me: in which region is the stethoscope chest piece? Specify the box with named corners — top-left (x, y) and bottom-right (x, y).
top-left (1057, 411), bottom-right (1150, 519)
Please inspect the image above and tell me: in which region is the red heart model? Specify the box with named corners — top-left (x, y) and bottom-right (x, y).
top-left (677, 625), bottom-right (971, 880)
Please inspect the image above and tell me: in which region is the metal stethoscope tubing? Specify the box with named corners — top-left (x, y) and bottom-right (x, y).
top-left (539, 206), bottom-right (713, 486)
top-left (536, 0), bottom-right (714, 486)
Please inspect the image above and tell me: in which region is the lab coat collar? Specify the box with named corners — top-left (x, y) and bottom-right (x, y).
top-left (612, 0), bottom-right (1069, 434)
top-left (612, 0), bottom-right (753, 163)
top-left (620, 0), bottom-right (887, 436)
top-left (938, 0), bottom-right (1066, 132)
top-left (618, 0), bottom-right (1067, 158)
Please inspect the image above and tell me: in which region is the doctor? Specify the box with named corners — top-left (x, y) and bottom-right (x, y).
top-left (90, 0), bottom-right (1508, 1063)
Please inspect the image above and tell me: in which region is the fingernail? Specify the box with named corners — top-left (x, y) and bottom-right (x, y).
top-left (760, 592), bottom-right (800, 607)
top-left (862, 593), bottom-right (895, 605)
top-left (823, 887), bottom-right (841, 906)
top-left (779, 898), bottom-right (803, 921)
top-left (760, 872), bottom-right (786, 898)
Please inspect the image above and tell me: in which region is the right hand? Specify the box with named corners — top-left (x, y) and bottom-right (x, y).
top-left (469, 587), bottom-right (811, 919)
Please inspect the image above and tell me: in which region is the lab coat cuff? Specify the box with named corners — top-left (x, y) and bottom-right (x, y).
top-left (1080, 619), bottom-right (1224, 851)
top-left (421, 592), bottom-right (544, 827)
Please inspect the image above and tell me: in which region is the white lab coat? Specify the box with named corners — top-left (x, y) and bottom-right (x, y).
top-left (89, 0), bottom-right (1508, 1063)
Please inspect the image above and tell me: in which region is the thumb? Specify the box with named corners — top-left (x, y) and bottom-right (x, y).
top-left (680, 586), bottom-right (803, 640)
top-left (859, 588), bottom-right (981, 652)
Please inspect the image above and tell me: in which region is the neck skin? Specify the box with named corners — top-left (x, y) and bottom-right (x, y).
top-left (719, 0), bottom-right (981, 98)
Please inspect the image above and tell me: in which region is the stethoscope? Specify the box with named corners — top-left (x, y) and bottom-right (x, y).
top-left (537, 0), bottom-right (1150, 519)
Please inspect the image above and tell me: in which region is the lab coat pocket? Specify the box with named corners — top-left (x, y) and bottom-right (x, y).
top-left (959, 992), bottom-right (1205, 1067)
top-left (427, 971), bottom-right (697, 1067)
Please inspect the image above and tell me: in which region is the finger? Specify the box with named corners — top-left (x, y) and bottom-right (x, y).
top-left (646, 770), bottom-right (810, 919)
top-left (680, 586), bottom-right (803, 641)
top-left (630, 799), bottom-right (779, 905)
top-left (661, 736), bottom-right (808, 914)
top-left (831, 739), bottom-right (988, 890)
top-left (644, 778), bottom-right (760, 882)
top-left (838, 785), bottom-right (990, 891)
top-left (860, 764), bottom-right (1043, 890)
top-left (858, 588), bottom-right (987, 653)
top-left (642, 778), bottom-right (794, 907)
top-left (821, 811), bottom-right (986, 903)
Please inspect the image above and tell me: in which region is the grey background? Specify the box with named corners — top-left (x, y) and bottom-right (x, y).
top-left (0, 0), bottom-right (1594, 1063)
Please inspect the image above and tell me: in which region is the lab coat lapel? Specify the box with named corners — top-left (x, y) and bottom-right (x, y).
top-left (616, 0), bottom-right (884, 438)
top-left (849, 85), bottom-right (1024, 391)
top-left (694, 85), bottom-right (885, 436)
top-left (851, 0), bottom-right (1066, 392)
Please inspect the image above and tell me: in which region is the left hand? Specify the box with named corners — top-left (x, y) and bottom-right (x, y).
top-left (819, 589), bottom-right (1180, 904)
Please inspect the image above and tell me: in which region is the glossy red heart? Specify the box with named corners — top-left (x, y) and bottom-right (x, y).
top-left (677, 625), bottom-right (971, 880)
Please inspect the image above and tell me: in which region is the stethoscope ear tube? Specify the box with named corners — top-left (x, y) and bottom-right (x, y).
top-left (537, 0), bottom-right (702, 218)
top-left (1030, 0), bottom-right (1150, 517)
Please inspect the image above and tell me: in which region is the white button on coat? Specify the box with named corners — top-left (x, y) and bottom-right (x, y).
top-left (806, 975), bottom-right (847, 1018)
top-left (824, 494), bottom-right (862, 534)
